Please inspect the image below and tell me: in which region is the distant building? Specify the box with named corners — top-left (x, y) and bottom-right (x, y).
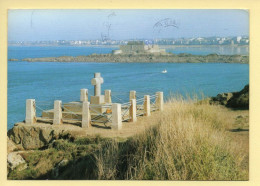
top-left (237, 36), bottom-right (242, 43)
top-left (112, 41), bottom-right (166, 55)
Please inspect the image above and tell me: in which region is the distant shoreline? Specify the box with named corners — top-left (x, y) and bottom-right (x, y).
top-left (16, 53), bottom-right (249, 64)
top-left (8, 44), bottom-right (249, 48)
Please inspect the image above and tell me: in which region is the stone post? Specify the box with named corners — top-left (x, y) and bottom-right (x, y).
top-left (144, 95), bottom-right (151, 116)
top-left (130, 99), bottom-right (137, 122)
top-left (82, 101), bottom-right (91, 128)
top-left (53, 100), bottom-right (63, 125)
top-left (104, 90), bottom-right (112, 104)
top-left (129, 90), bottom-right (136, 102)
top-left (156, 92), bottom-right (164, 111)
top-left (111, 103), bottom-right (122, 130)
top-left (80, 89), bottom-right (88, 102)
top-left (25, 99), bottom-right (36, 124)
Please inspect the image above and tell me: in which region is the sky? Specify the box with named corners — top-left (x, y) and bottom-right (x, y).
top-left (8, 9), bottom-right (249, 41)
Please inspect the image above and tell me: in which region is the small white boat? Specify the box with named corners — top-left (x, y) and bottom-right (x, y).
top-left (161, 69), bottom-right (167, 73)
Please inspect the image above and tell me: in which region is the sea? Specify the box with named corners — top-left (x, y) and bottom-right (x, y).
top-left (7, 45), bottom-right (249, 130)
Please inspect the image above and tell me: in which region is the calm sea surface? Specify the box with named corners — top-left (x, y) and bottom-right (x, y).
top-left (8, 46), bottom-right (249, 129)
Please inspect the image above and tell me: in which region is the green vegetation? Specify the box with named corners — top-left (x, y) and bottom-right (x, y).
top-left (210, 84), bottom-right (249, 109)
top-left (8, 97), bottom-right (249, 180)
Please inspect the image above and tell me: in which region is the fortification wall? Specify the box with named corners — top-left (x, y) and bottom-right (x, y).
top-left (120, 45), bottom-right (146, 54)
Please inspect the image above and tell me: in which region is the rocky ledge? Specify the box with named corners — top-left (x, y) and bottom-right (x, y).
top-left (7, 123), bottom-right (86, 173)
top-left (210, 84), bottom-right (249, 109)
top-left (7, 123), bottom-right (85, 151)
top-left (22, 53), bottom-right (249, 63)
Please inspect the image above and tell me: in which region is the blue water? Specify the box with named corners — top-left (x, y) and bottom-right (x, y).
top-left (8, 46), bottom-right (249, 130)
top-left (8, 46), bottom-right (117, 60)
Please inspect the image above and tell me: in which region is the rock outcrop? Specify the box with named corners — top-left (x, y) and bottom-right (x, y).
top-left (226, 85), bottom-right (249, 109)
top-left (7, 152), bottom-right (27, 171)
top-left (7, 137), bottom-right (19, 153)
top-left (7, 123), bottom-right (85, 150)
top-left (210, 84), bottom-right (249, 109)
top-left (210, 92), bottom-right (233, 105)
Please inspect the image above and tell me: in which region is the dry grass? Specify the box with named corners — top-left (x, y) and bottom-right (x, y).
top-left (9, 96), bottom-right (248, 180)
top-left (94, 96), bottom-right (249, 180)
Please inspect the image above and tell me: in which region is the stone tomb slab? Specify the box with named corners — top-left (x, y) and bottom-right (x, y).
top-left (41, 102), bottom-right (111, 123)
top-left (63, 102), bottom-right (82, 112)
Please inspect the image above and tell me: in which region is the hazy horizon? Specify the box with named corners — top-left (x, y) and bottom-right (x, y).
top-left (8, 35), bottom-right (249, 43)
top-left (8, 9), bottom-right (249, 42)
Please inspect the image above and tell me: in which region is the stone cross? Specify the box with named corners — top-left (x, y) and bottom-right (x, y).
top-left (91, 73), bottom-right (104, 96)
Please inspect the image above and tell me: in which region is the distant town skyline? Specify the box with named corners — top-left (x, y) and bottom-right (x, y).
top-left (8, 9), bottom-right (249, 42)
top-left (8, 36), bottom-right (249, 47)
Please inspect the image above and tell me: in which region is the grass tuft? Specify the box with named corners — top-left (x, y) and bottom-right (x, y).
top-left (93, 97), bottom-right (248, 180)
